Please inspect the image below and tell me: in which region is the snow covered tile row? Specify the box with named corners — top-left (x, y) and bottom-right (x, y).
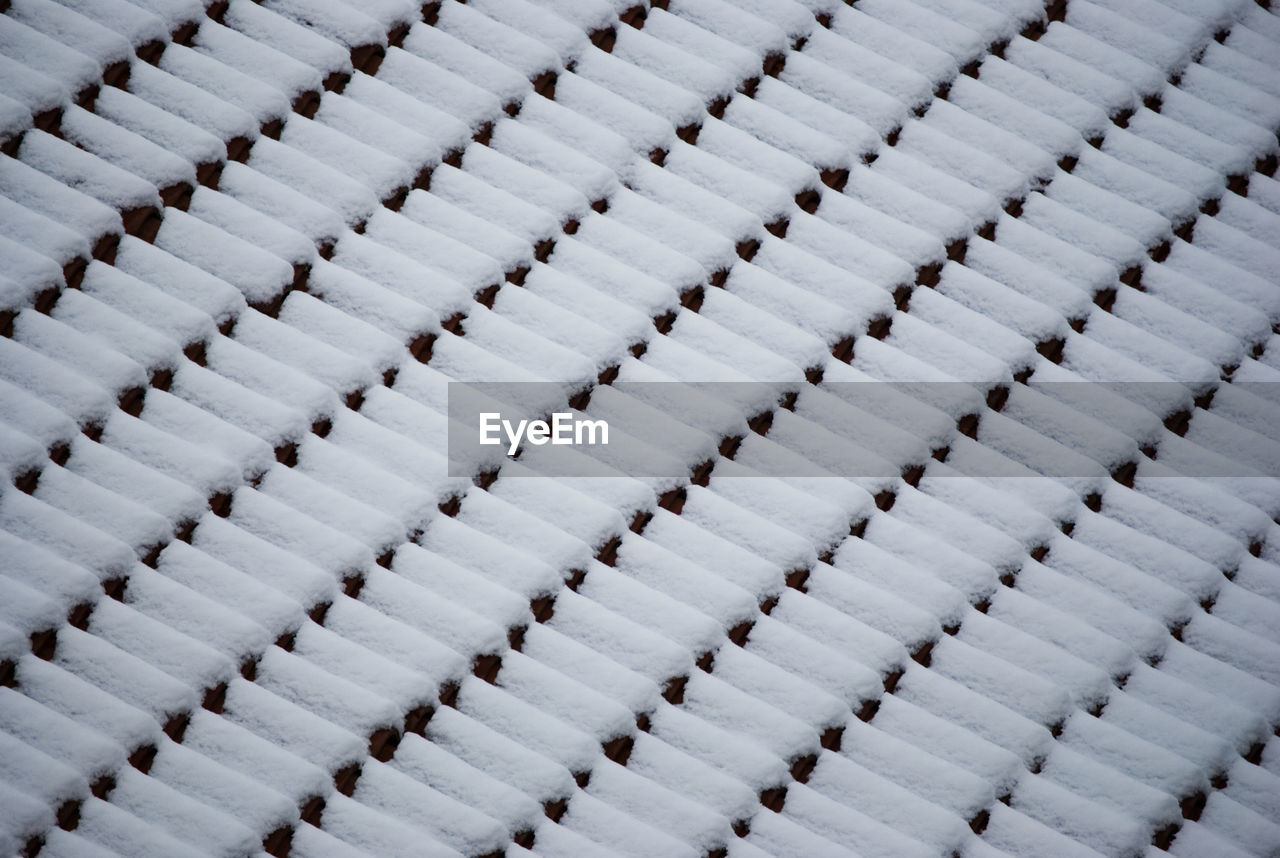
top-left (391, 6), bottom-right (1280, 858)
top-left (0, 6), bottom-right (524, 858)
top-left (2, 1), bottom-right (1280, 858)
top-left (473, 6), bottom-right (1280, 858)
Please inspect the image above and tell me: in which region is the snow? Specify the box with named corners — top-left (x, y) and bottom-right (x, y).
top-left (126, 59), bottom-right (259, 149)
top-left (514, 628), bottom-right (654, 734)
top-left (0, 533), bottom-right (93, 632)
top-left (224, 0), bottom-right (353, 80)
top-left (0, 343), bottom-right (117, 440)
top-left (466, 147), bottom-right (590, 232)
top-left (0, 152), bottom-right (121, 246)
top-left (706, 0), bottom-right (816, 42)
top-left (15, 311), bottom-right (148, 407)
top-left (188, 517), bottom-right (330, 618)
top-left (337, 74), bottom-right (469, 164)
top-left (163, 365), bottom-right (300, 457)
top-left (75, 796), bottom-right (212, 858)
top-left (494, 120), bottom-right (620, 206)
top-left (0, 12), bottom-right (100, 96)
top-left (805, 27), bottom-right (933, 111)
top-left (147, 740), bottom-right (298, 839)
top-left (1160, 639), bottom-right (1280, 729)
top-left (289, 823), bottom-right (380, 858)
top-left (0, 696), bottom-right (101, 809)
top-left (627, 743), bottom-right (753, 840)
top-left (425, 704), bottom-right (575, 806)
top-left (135, 391), bottom-right (272, 485)
top-left (360, 563), bottom-right (506, 658)
top-left (512, 94), bottom-right (637, 183)
top-left (1162, 88), bottom-right (1277, 162)
top-left (809, 750), bottom-right (974, 854)
top-left (753, 76), bottom-right (882, 161)
top-left (650, 8), bottom-right (773, 88)
top-left (572, 48), bottom-right (705, 137)
top-left (0, 190), bottom-right (90, 272)
top-left (961, 609), bottom-right (1114, 711)
top-left (780, 782), bottom-right (942, 858)
top-left (559, 790), bottom-right (701, 858)
top-left (1169, 821), bottom-right (1259, 858)
top-left (612, 22), bottom-right (738, 107)
top-left (121, 0), bottom-right (204, 32)
top-left (977, 57), bottom-right (1106, 144)
top-left (255, 644), bottom-right (404, 745)
top-left (743, 612), bottom-right (884, 710)
top-left (293, 621), bottom-right (437, 719)
top-left (1216, 193), bottom-right (1280, 254)
top-left (454, 675), bottom-right (603, 775)
top-left (50, 622), bottom-right (198, 729)
top-left (247, 136), bottom-right (379, 227)
top-left (0, 420), bottom-right (45, 485)
top-left (1165, 242), bottom-right (1280, 325)
top-left (320, 791), bottom-right (464, 858)
top-left (1197, 41), bottom-right (1280, 103)
top-left (866, 0), bottom-right (991, 63)
top-left (1006, 33), bottom-right (1134, 118)
top-left (1129, 108), bottom-right (1257, 182)
top-left (468, 0), bottom-right (588, 67)
top-left (1066, 2), bottom-right (1188, 79)
top-left (400, 22), bottom-right (531, 109)
top-left (356, 227), bottom-right (482, 314)
top-left (586, 759), bottom-right (731, 853)
top-left (1005, 774), bottom-right (1148, 857)
top-left (1187, 219), bottom-right (1280, 290)
top-left (1197, 792), bottom-right (1280, 858)
top-left (0, 0), bottom-right (1277, 856)
top-left (898, 662), bottom-right (1056, 769)
top-left (160, 40), bottom-right (292, 128)
top-left (0, 90), bottom-right (31, 143)
top-left (551, 585), bottom-right (692, 685)
top-left (34, 828), bottom-right (127, 858)
top-left (0, 51), bottom-right (66, 121)
top-left (681, 669), bottom-right (819, 762)
top-left (193, 18), bottom-right (323, 105)
top-left (397, 542), bottom-right (531, 632)
top-left (259, 0), bottom-right (384, 51)
top-left (109, 765), bottom-right (263, 858)
top-left (47, 0), bottom-right (169, 48)
top-left (396, 732), bottom-right (543, 836)
top-left (325, 593), bottom-right (465, 685)
top-left (438, 3), bottom-right (561, 86)
top-left (744, 806), bottom-right (859, 858)
top-left (372, 47), bottom-right (499, 137)
top-left (1122, 660), bottom-right (1269, 758)
top-left (781, 51), bottom-right (908, 139)
top-left (125, 562), bottom-right (268, 665)
top-left (827, 5), bottom-right (956, 86)
top-left (216, 163), bottom-right (345, 252)
top-left (281, 114), bottom-right (416, 202)
top-left (553, 68), bottom-right (674, 157)
top-left (61, 434), bottom-right (201, 528)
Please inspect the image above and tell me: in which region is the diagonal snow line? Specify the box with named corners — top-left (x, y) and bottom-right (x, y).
top-left (423, 1), bottom-right (1075, 853)
top-left (0, 2), bottom-right (551, 855)
top-left (412, 0), bottom-right (1280, 855)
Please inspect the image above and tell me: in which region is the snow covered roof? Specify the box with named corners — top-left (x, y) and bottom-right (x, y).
top-left (2, 0), bottom-right (1280, 856)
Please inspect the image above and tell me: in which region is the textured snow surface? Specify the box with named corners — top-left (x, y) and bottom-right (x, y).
top-left (1, 0), bottom-right (1279, 857)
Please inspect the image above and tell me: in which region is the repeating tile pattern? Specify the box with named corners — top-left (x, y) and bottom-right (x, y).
top-left (1, 1), bottom-right (1279, 857)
